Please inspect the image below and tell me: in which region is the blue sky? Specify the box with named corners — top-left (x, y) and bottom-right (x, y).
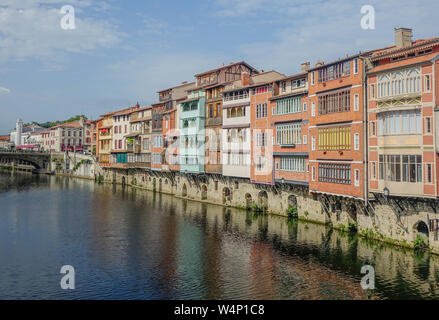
top-left (0, 0), bottom-right (438, 134)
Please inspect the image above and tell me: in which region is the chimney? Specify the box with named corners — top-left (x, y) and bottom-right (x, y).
top-left (241, 71), bottom-right (250, 86)
top-left (315, 61), bottom-right (325, 67)
top-left (301, 62), bottom-right (310, 72)
top-left (395, 28), bottom-right (412, 48)
top-left (79, 116), bottom-right (85, 127)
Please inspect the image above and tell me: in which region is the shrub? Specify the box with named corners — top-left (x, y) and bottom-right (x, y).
top-left (348, 222), bottom-right (358, 233)
top-left (413, 235), bottom-right (428, 251)
top-left (286, 206), bottom-right (298, 219)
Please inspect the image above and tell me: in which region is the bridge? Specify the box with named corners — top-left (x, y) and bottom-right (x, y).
top-left (0, 152), bottom-right (52, 173)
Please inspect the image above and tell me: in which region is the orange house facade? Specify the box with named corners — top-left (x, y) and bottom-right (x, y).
top-left (308, 54), bottom-right (368, 200)
top-left (271, 66), bottom-right (310, 187)
top-left (249, 71), bottom-right (285, 185)
top-left (367, 29), bottom-right (439, 199)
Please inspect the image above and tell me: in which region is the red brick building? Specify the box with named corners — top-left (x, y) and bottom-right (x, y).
top-left (367, 28), bottom-right (439, 199)
top-left (308, 53), bottom-right (368, 201)
top-left (249, 71), bottom-right (286, 185)
top-left (271, 64), bottom-right (310, 188)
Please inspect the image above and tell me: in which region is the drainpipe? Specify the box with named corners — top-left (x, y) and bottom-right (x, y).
top-left (363, 57), bottom-right (369, 207)
top-left (433, 59), bottom-right (438, 198)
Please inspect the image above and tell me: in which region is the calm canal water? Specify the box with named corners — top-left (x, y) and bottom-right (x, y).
top-left (1, 172), bottom-right (438, 300)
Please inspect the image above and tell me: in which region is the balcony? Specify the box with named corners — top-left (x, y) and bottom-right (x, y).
top-left (159, 94), bottom-right (172, 102)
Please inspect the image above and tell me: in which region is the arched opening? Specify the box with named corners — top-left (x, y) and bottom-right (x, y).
top-left (347, 203), bottom-right (358, 223)
top-left (258, 191), bottom-right (268, 209)
top-left (182, 184), bottom-right (188, 197)
top-left (413, 221), bottom-right (429, 249)
top-left (201, 185), bottom-right (208, 200)
top-left (152, 178), bottom-right (156, 192)
top-left (159, 179), bottom-right (162, 192)
top-left (223, 187), bottom-right (232, 204)
top-left (288, 195), bottom-right (297, 208)
top-left (414, 221), bottom-right (429, 238)
top-left (245, 193), bottom-right (253, 209)
top-left (121, 176), bottom-right (126, 187)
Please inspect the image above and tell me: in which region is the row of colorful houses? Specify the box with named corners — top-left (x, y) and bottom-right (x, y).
top-left (95, 28), bottom-right (439, 203)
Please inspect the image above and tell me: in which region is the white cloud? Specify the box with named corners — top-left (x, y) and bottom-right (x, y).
top-left (213, 0), bottom-right (439, 74)
top-left (0, 87), bottom-right (10, 94)
top-left (107, 52), bottom-right (222, 104)
top-left (0, 0), bottom-right (123, 66)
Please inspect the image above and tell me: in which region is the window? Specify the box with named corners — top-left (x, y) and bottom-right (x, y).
top-left (256, 103), bottom-right (268, 118)
top-left (318, 126), bottom-right (351, 151)
top-left (291, 78), bottom-right (306, 88)
top-left (275, 96), bottom-right (301, 115)
top-left (279, 156), bottom-right (305, 172)
top-left (311, 136), bottom-right (315, 151)
top-left (303, 135), bottom-right (307, 145)
top-left (223, 90), bottom-right (249, 102)
top-left (255, 157), bottom-right (266, 172)
top-left (354, 58), bottom-right (359, 75)
top-left (303, 102), bottom-right (307, 112)
top-left (377, 67), bottom-right (421, 98)
top-left (312, 166), bottom-right (316, 181)
top-left (311, 102), bottom-right (315, 117)
top-left (426, 163), bottom-right (433, 183)
top-left (354, 94), bottom-right (359, 111)
top-left (354, 169), bottom-right (360, 186)
top-left (253, 86), bottom-right (269, 95)
top-left (371, 162), bottom-right (377, 180)
top-left (318, 61), bottom-right (350, 82)
top-left (370, 84), bottom-right (376, 99)
top-left (425, 117), bottom-right (432, 134)
top-left (276, 123), bottom-right (302, 145)
top-left (226, 106), bottom-right (246, 118)
top-left (318, 163), bottom-right (351, 184)
top-left (143, 138), bottom-right (150, 150)
top-left (354, 133), bottom-right (360, 151)
top-left (256, 132), bottom-right (267, 147)
top-left (424, 74), bottom-right (431, 92)
top-left (379, 154), bottom-right (422, 183)
top-left (318, 89), bottom-right (350, 115)
top-left (311, 72), bottom-right (315, 85)
top-left (378, 110), bottom-right (421, 135)
top-left (370, 121), bottom-right (376, 136)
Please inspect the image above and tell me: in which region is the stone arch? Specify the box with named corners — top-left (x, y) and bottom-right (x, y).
top-left (223, 187), bottom-right (232, 204)
top-left (201, 185), bottom-right (208, 200)
top-left (413, 220), bottom-right (429, 239)
top-left (245, 193), bottom-right (253, 209)
top-left (258, 191), bottom-right (268, 208)
top-left (182, 184), bottom-right (188, 197)
top-left (152, 178), bottom-right (156, 191)
top-left (347, 203), bottom-right (358, 223)
top-left (121, 176), bottom-right (126, 187)
top-left (288, 195), bottom-right (297, 208)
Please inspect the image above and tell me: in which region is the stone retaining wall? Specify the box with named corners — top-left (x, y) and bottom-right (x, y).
top-left (96, 166), bottom-right (439, 253)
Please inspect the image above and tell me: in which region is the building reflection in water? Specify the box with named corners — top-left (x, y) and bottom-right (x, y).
top-left (1, 172), bottom-right (439, 299)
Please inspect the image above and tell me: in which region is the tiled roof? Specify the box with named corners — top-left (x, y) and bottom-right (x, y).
top-left (371, 37), bottom-right (439, 59)
top-left (369, 52), bottom-right (439, 73)
top-left (51, 120), bottom-right (82, 129)
top-left (194, 61), bottom-right (258, 77)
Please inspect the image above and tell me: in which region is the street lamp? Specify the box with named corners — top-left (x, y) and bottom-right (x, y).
top-left (383, 187), bottom-right (390, 199)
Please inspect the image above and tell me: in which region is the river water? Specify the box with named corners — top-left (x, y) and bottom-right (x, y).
top-left (0, 172), bottom-right (438, 300)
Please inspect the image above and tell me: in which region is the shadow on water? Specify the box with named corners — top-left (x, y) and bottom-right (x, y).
top-left (1, 172), bottom-right (439, 299)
